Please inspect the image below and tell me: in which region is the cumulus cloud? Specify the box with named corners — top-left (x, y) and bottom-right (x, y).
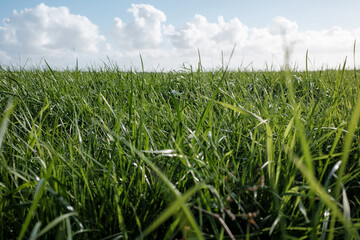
top-left (165, 15), bottom-right (248, 50)
top-left (0, 3), bottom-right (105, 65)
top-left (165, 14), bottom-right (360, 69)
top-left (112, 4), bottom-right (166, 50)
top-left (165, 15), bottom-right (299, 55)
top-left (269, 16), bottom-right (298, 36)
top-left (297, 27), bottom-right (355, 54)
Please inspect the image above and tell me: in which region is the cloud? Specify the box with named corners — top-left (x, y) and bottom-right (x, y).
top-left (0, 3), bottom-right (105, 65)
top-left (297, 27), bottom-right (356, 54)
top-left (112, 4), bottom-right (166, 50)
top-left (164, 15), bottom-right (299, 56)
top-left (165, 15), bottom-right (248, 51)
top-left (269, 16), bottom-right (298, 36)
top-left (165, 14), bottom-right (360, 69)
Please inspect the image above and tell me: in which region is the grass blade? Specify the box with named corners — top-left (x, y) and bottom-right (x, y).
top-left (37, 212), bottom-right (78, 238)
top-left (0, 99), bottom-right (15, 149)
top-left (139, 184), bottom-right (203, 239)
top-left (17, 178), bottom-right (47, 240)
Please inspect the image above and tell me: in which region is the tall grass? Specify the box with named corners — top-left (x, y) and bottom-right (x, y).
top-left (0, 61), bottom-right (359, 239)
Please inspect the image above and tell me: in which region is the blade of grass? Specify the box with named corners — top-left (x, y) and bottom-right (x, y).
top-left (293, 158), bottom-right (353, 236)
top-left (138, 183), bottom-right (203, 239)
top-left (0, 99), bottom-right (15, 149)
top-left (17, 178), bottom-right (47, 240)
top-left (37, 212), bottom-right (78, 238)
top-left (29, 222), bottom-right (42, 240)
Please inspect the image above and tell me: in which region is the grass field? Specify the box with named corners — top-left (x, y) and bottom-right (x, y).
top-left (0, 60), bottom-right (360, 239)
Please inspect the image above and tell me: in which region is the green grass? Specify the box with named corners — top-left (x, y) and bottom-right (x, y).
top-left (0, 61), bottom-right (360, 239)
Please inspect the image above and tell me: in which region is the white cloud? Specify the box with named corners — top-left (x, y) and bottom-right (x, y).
top-left (0, 3), bottom-right (105, 66)
top-left (269, 16), bottom-right (298, 36)
top-left (165, 15), bottom-right (248, 51)
top-left (297, 27), bottom-right (355, 54)
top-left (165, 14), bottom-right (359, 70)
top-left (112, 4), bottom-right (166, 50)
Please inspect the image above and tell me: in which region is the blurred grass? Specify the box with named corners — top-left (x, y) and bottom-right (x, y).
top-left (0, 62), bottom-right (359, 239)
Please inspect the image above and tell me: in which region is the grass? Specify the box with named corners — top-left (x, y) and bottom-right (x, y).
top-left (0, 60), bottom-right (360, 239)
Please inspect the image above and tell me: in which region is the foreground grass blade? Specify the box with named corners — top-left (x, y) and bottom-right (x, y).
top-left (0, 99), bottom-right (15, 149)
top-left (29, 222), bottom-right (42, 240)
top-left (139, 184), bottom-right (203, 239)
top-left (212, 100), bottom-right (265, 123)
top-left (18, 179), bottom-right (47, 240)
top-left (36, 212), bottom-right (78, 238)
top-left (293, 159), bottom-right (354, 237)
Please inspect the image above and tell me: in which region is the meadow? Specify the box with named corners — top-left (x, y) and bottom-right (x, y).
top-left (0, 60), bottom-right (360, 239)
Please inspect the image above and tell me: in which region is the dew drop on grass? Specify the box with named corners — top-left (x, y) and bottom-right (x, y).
top-left (67, 206), bottom-right (74, 211)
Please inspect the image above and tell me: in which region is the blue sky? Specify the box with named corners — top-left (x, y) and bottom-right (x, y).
top-left (1, 1), bottom-right (360, 70)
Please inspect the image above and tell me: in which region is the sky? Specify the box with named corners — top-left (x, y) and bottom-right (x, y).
top-left (1, 0), bottom-right (360, 71)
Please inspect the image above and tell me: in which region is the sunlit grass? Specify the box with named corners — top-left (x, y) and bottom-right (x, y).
top-left (0, 60), bottom-right (359, 239)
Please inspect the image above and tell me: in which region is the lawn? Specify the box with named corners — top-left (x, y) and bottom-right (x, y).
top-left (1, 61), bottom-right (360, 239)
